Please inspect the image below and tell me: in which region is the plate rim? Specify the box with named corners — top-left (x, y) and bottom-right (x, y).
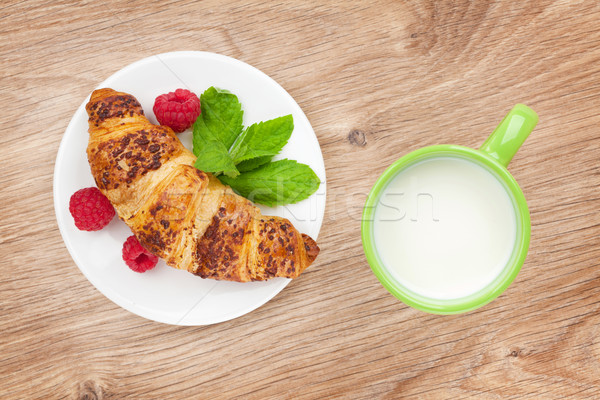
top-left (53, 51), bottom-right (327, 325)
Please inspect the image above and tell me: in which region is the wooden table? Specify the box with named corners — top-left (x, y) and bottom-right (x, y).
top-left (2, 1), bottom-right (600, 398)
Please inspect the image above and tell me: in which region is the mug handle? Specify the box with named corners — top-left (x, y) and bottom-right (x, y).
top-left (479, 104), bottom-right (539, 167)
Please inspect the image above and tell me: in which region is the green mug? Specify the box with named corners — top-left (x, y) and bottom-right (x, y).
top-left (361, 105), bottom-right (538, 314)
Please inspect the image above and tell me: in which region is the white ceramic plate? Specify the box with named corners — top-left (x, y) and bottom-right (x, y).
top-left (53, 51), bottom-right (326, 325)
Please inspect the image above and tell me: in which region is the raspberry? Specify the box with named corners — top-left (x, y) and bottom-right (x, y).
top-left (69, 187), bottom-right (115, 231)
top-left (153, 88), bottom-right (200, 133)
top-left (122, 235), bottom-right (158, 273)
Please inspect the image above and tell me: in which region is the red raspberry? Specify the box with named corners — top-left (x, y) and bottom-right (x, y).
top-left (153, 88), bottom-right (200, 133)
top-left (69, 187), bottom-right (115, 231)
top-left (122, 235), bottom-right (158, 273)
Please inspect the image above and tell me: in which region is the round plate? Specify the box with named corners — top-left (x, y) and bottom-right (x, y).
top-left (53, 51), bottom-right (326, 325)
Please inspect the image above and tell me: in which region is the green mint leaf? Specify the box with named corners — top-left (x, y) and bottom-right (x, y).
top-left (193, 138), bottom-right (239, 178)
top-left (192, 115), bottom-right (238, 177)
top-left (236, 156), bottom-right (273, 172)
top-left (197, 86), bottom-right (244, 150)
top-left (192, 115), bottom-right (209, 157)
top-left (192, 106), bottom-right (239, 177)
top-left (229, 115), bottom-right (294, 165)
top-left (218, 159), bottom-right (320, 206)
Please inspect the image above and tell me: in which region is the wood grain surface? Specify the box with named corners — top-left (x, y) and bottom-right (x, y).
top-left (2, 0), bottom-right (600, 398)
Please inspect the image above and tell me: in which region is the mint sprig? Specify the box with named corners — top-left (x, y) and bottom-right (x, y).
top-left (192, 113), bottom-right (239, 178)
top-left (198, 87), bottom-right (243, 149)
top-left (229, 115), bottom-right (293, 164)
top-left (219, 160), bottom-right (320, 207)
top-left (192, 87), bottom-right (320, 206)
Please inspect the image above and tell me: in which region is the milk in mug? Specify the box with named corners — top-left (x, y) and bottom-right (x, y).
top-left (373, 156), bottom-right (517, 299)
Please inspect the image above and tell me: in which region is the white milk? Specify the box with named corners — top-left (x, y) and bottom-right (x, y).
top-left (373, 157), bottom-right (517, 299)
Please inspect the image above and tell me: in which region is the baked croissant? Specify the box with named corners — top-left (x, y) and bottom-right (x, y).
top-left (85, 88), bottom-right (319, 281)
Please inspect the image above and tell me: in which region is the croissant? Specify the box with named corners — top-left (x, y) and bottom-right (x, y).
top-left (85, 88), bottom-right (319, 281)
